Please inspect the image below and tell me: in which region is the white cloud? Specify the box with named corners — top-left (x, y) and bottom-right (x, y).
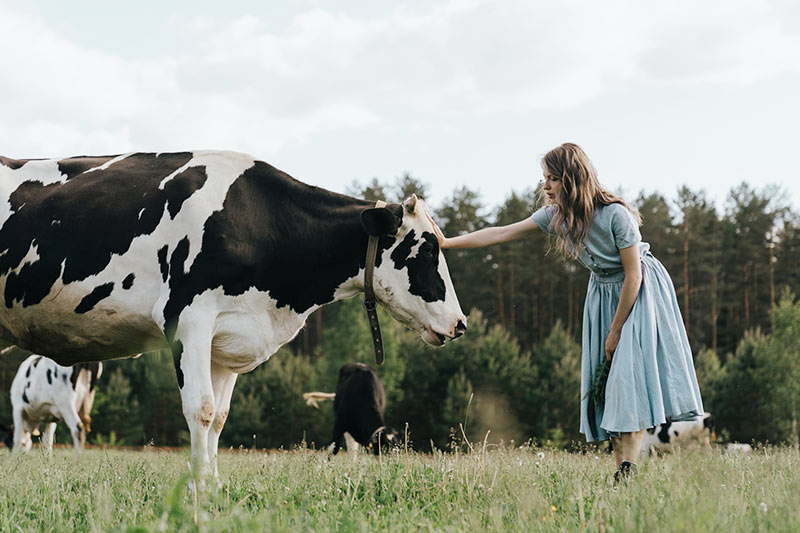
top-left (0, 0), bottom-right (798, 158)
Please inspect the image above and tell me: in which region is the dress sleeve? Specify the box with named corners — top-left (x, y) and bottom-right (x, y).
top-left (610, 204), bottom-right (641, 249)
top-left (531, 206), bottom-right (556, 234)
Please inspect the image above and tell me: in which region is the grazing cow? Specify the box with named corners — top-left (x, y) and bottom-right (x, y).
top-left (304, 363), bottom-right (400, 455)
top-left (0, 151), bottom-right (465, 483)
top-left (640, 412), bottom-right (715, 457)
top-left (725, 443), bottom-right (753, 454)
top-left (9, 353), bottom-right (102, 457)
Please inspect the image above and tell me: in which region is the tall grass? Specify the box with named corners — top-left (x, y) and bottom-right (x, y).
top-left (0, 444), bottom-right (797, 531)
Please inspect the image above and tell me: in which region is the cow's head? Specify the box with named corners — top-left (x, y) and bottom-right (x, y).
top-left (360, 195), bottom-right (466, 346)
top-left (370, 425), bottom-right (402, 455)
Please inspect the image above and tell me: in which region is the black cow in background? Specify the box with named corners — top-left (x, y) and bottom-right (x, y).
top-left (304, 363), bottom-right (400, 455)
top-left (0, 423), bottom-right (13, 449)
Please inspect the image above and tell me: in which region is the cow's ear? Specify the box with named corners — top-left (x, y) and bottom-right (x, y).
top-left (360, 206), bottom-right (402, 236)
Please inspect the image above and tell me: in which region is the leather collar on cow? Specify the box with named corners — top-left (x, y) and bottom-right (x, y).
top-left (364, 200), bottom-right (386, 365)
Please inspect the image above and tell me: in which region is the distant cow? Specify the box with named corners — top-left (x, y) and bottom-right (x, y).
top-left (0, 151), bottom-right (466, 482)
top-left (10, 354), bottom-right (102, 457)
top-left (641, 412), bottom-right (715, 457)
top-left (304, 363), bottom-right (400, 455)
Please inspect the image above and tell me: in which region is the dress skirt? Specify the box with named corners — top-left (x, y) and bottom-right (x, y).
top-left (580, 253), bottom-right (704, 442)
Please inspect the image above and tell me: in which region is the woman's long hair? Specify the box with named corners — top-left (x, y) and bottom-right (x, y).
top-left (540, 143), bottom-right (641, 260)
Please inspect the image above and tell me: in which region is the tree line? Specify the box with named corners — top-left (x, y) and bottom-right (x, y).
top-left (0, 177), bottom-right (798, 449)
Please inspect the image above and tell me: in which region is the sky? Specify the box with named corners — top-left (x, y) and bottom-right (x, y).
top-left (1, 0), bottom-right (799, 215)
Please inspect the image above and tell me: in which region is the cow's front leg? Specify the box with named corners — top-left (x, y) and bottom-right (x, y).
top-left (172, 316), bottom-right (216, 489)
top-left (207, 361), bottom-right (238, 482)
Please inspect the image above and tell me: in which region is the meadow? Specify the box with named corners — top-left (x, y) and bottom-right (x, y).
top-left (0, 443), bottom-right (797, 532)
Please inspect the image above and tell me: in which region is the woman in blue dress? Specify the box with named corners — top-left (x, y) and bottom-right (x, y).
top-left (433, 143), bottom-right (703, 480)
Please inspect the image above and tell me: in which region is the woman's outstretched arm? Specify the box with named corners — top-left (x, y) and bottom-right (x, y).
top-left (432, 217), bottom-right (541, 249)
top-left (604, 245), bottom-right (643, 360)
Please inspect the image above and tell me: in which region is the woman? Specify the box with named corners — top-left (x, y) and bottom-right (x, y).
top-left (433, 143), bottom-right (703, 481)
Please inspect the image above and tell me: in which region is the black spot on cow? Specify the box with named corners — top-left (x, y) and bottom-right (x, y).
top-left (172, 340), bottom-right (184, 389)
top-left (57, 156), bottom-right (116, 180)
top-left (25, 365), bottom-right (31, 378)
top-left (69, 362), bottom-right (102, 390)
top-left (74, 282), bottom-right (114, 314)
top-left (69, 366), bottom-right (79, 389)
top-left (390, 230), bottom-right (445, 302)
top-left (88, 362), bottom-right (101, 391)
top-left (0, 152), bottom-right (206, 308)
top-left (22, 391), bottom-right (29, 404)
top-left (165, 167), bottom-right (208, 218)
top-left (0, 156), bottom-right (29, 170)
top-left (32, 356), bottom-right (42, 367)
top-left (161, 161), bottom-right (403, 334)
top-left (62, 374), bottom-right (68, 384)
top-left (46, 368), bottom-right (52, 385)
top-left (157, 245), bottom-right (169, 282)
top-left (657, 421), bottom-right (673, 443)
top-left (646, 427), bottom-right (656, 435)
top-left (122, 273), bottom-right (135, 290)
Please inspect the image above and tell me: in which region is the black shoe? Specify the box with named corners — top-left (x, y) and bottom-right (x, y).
top-left (613, 460), bottom-right (636, 485)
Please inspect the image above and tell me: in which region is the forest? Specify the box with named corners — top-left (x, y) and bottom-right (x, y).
top-left (1, 176), bottom-right (798, 450)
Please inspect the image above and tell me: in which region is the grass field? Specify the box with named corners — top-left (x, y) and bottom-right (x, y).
top-left (0, 444), bottom-right (798, 532)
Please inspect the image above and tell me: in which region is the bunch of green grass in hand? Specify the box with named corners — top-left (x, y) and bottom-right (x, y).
top-left (584, 358), bottom-right (611, 406)
top-left (584, 358), bottom-right (611, 438)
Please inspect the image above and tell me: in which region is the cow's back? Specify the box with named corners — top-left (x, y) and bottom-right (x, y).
top-left (0, 151), bottom-right (257, 362)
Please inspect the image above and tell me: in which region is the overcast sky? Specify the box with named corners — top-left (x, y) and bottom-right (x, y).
top-left (1, 0), bottom-right (798, 215)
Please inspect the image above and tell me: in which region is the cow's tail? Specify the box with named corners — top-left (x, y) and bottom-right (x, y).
top-left (302, 392), bottom-right (336, 409)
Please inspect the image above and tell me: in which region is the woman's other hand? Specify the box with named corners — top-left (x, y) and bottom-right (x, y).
top-left (605, 327), bottom-right (621, 361)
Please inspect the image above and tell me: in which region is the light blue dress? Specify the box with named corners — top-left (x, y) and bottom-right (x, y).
top-left (532, 203), bottom-right (704, 442)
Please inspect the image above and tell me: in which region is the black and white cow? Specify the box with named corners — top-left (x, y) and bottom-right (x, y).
top-left (9, 353), bottom-right (102, 457)
top-left (0, 151), bottom-right (465, 482)
top-left (640, 412), bottom-right (715, 457)
top-left (304, 362), bottom-right (400, 455)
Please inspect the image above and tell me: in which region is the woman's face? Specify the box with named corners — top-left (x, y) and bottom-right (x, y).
top-left (542, 170), bottom-right (562, 202)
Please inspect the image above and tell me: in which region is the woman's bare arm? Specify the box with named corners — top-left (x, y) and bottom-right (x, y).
top-left (432, 217), bottom-right (541, 249)
top-left (604, 245), bottom-right (643, 360)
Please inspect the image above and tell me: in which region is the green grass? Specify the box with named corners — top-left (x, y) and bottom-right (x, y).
top-left (0, 444), bottom-right (798, 531)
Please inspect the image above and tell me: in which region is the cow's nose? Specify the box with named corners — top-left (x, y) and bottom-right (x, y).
top-left (453, 319), bottom-right (467, 338)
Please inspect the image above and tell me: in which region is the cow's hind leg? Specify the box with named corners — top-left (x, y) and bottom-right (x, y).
top-left (12, 408), bottom-right (32, 454)
top-left (330, 419), bottom-right (345, 455)
top-left (60, 405), bottom-right (85, 459)
top-left (40, 422), bottom-right (57, 455)
top-left (207, 361), bottom-right (238, 482)
top-left (171, 315), bottom-right (216, 489)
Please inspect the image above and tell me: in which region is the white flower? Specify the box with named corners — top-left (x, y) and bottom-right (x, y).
top-left (760, 502), bottom-right (768, 513)
top-left (537, 451), bottom-right (545, 459)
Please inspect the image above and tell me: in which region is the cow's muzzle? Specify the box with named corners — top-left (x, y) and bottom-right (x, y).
top-left (424, 318), bottom-right (467, 346)
top-left (453, 319), bottom-right (467, 338)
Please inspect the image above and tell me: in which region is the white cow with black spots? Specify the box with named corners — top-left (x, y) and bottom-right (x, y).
top-left (0, 151), bottom-right (466, 486)
top-left (9, 352), bottom-right (102, 457)
top-left (640, 412), bottom-right (715, 457)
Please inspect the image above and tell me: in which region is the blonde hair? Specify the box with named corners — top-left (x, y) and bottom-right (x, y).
top-left (540, 143), bottom-right (641, 260)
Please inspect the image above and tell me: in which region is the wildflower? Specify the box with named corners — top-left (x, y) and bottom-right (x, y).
top-left (760, 502), bottom-right (768, 513)
top-left (537, 451), bottom-right (545, 459)
top-left (550, 505), bottom-right (558, 512)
